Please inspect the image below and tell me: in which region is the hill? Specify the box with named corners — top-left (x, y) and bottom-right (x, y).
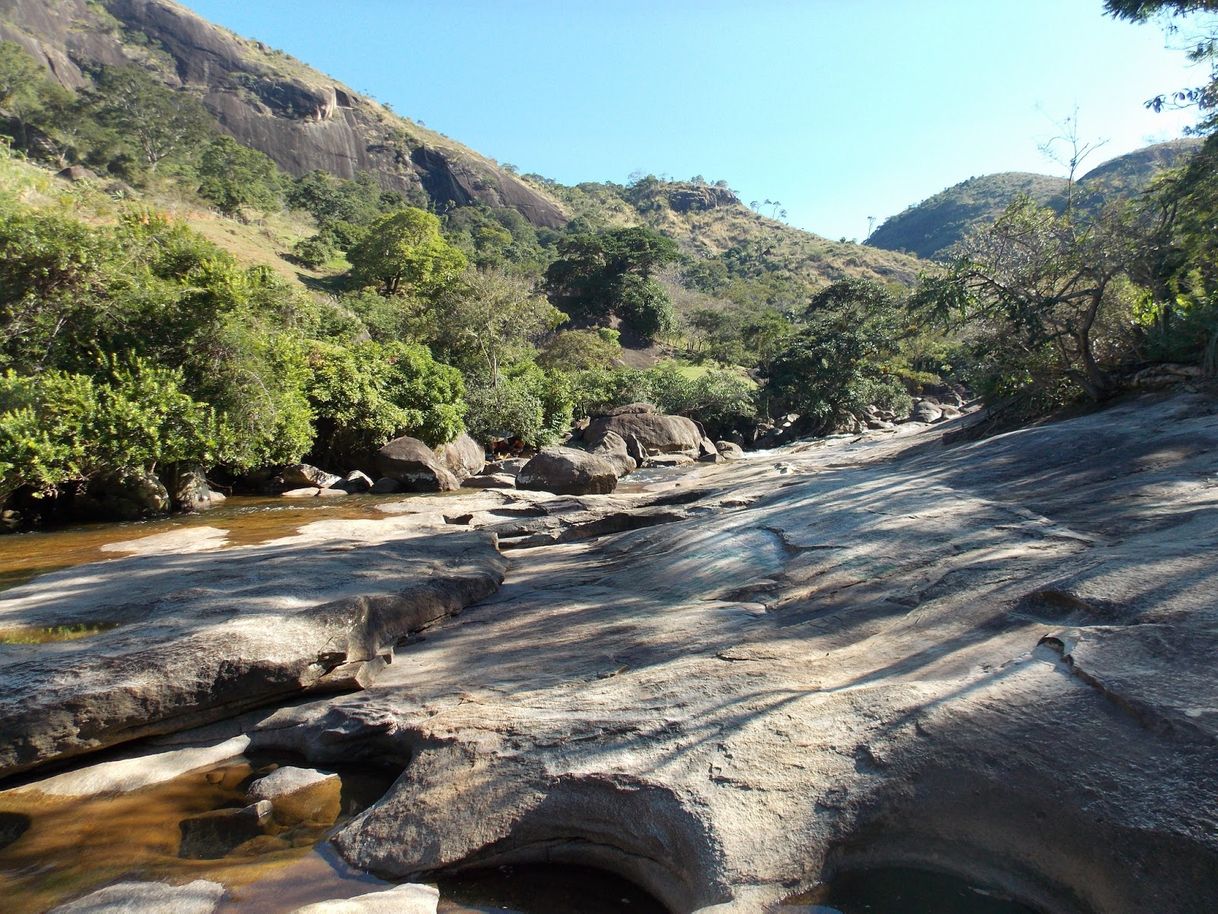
top-left (866, 138), bottom-right (1202, 260)
top-left (0, 0), bottom-right (924, 301)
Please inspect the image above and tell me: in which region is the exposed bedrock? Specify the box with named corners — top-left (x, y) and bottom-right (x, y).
top-left (249, 391), bottom-right (1218, 913)
top-left (0, 517), bottom-right (506, 779)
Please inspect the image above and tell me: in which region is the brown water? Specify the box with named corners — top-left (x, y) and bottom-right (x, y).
top-left (0, 495), bottom-right (413, 593)
top-left (0, 754), bottom-right (671, 913)
top-left (0, 754), bottom-right (399, 913)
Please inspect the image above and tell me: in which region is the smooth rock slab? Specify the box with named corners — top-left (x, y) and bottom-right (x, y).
top-left (49, 880), bottom-right (225, 914)
top-left (253, 392), bottom-right (1218, 914)
top-left (0, 518), bottom-right (506, 778)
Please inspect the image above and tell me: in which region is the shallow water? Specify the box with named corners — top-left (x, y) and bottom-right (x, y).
top-left (0, 494), bottom-right (413, 592)
top-left (0, 753), bottom-right (671, 913)
top-left (787, 865), bottom-right (1043, 914)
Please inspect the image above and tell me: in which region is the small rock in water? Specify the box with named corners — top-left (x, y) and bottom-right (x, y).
top-left (247, 766), bottom-right (341, 826)
top-left (178, 800), bottom-right (272, 859)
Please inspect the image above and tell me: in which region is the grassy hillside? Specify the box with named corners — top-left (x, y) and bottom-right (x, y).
top-left (866, 138), bottom-right (1203, 261)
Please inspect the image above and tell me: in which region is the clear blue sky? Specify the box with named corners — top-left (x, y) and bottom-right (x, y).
top-left (179, 0), bottom-right (1204, 240)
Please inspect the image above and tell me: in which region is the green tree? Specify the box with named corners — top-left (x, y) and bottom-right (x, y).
top-left (346, 208), bottom-right (468, 297)
top-left (543, 226), bottom-right (679, 338)
top-left (86, 66), bottom-right (213, 172)
top-left (765, 280), bottom-right (909, 431)
top-left (196, 135), bottom-right (283, 215)
top-left (915, 196), bottom-right (1141, 401)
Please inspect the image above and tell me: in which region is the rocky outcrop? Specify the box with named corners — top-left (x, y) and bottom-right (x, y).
top-left (243, 391), bottom-right (1218, 914)
top-left (0, 517), bottom-right (506, 778)
top-left (375, 436), bottom-right (461, 492)
top-left (0, 0), bottom-right (568, 228)
top-left (74, 469), bottom-right (170, 521)
top-left (665, 183), bottom-right (741, 213)
top-left (516, 447), bottom-right (619, 496)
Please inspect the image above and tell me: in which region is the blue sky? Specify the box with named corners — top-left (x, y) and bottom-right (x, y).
top-left (179, 1), bottom-right (1204, 240)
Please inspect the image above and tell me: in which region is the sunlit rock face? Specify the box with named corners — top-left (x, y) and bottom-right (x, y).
top-left (260, 392), bottom-right (1218, 913)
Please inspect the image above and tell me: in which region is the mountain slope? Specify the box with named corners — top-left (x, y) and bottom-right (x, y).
top-left (866, 138), bottom-right (1202, 260)
top-left (0, 0), bottom-right (568, 227)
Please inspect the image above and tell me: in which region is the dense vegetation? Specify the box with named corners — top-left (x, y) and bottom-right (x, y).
top-left (0, 0), bottom-right (1215, 526)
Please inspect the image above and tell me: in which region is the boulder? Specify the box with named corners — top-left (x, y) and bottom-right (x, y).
top-left (434, 433), bottom-right (486, 480)
top-left (49, 881), bottom-right (225, 914)
top-left (910, 400), bottom-right (944, 423)
top-left (587, 430), bottom-right (637, 478)
top-left (55, 165), bottom-right (98, 182)
top-left (369, 477), bottom-right (402, 494)
top-left (585, 412), bottom-right (704, 458)
top-left (179, 801), bottom-right (272, 859)
top-left (516, 447), bottom-right (619, 495)
top-left (606, 402), bottom-right (657, 416)
top-left (168, 466), bottom-right (226, 512)
top-left (461, 473), bottom-right (517, 490)
top-left (715, 441), bottom-right (745, 460)
top-left (247, 766), bottom-right (341, 826)
top-left (75, 470), bottom-right (170, 521)
top-left (489, 457), bottom-right (530, 475)
top-left (375, 437), bottom-right (461, 492)
top-left (339, 470), bottom-right (374, 493)
top-left (290, 883), bottom-right (439, 914)
top-left (277, 464), bottom-right (341, 489)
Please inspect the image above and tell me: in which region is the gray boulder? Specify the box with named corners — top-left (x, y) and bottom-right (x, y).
top-left (585, 412), bottom-right (704, 458)
top-left (168, 466), bottom-right (226, 512)
top-left (488, 457), bottom-right (530, 475)
top-left (369, 477), bottom-right (402, 494)
top-left (339, 470), bottom-right (374, 493)
top-left (461, 473), bottom-right (517, 490)
top-left (277, 464), bottom-right (341, 489)
top-left (910, 400), bottom-right (944, 423)
top-left (375, 437), bottom-right (461, 492)
top-left (434, 432), bottom-right (486, 480)
top-left (587, 430), bottom-right (637, 478)
top-left (516, 447), bottom-right (619, 495)
top-left (75, 470), bottom-right (170, 521)
top-left (49, 880), bottom-right (225, 914)
top-left (715, 441), bottom-right (745, 460)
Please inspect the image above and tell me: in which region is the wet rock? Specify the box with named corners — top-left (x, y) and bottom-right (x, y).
top-left (290, 883), bottom-right (439, 914)
top-left (375, 437), bottom-right (461, 492)
top-left (434, 432), bottom-right (486, 480)
top-left (179, 801), bottom-right (272, 859)
top-left (278, 464), bottom-right (342, 489)
top-left (369, 477), bottom-right (402, 494)
top-left (516, 447), bottom-right (619, 496)
top-left (168, 465), bottom-right (226, 512)
top-left (281, 486), bottom-right (348, 498)
top-left (247, 765), bottom-right (341, 825)
top-left (49, 880), bottom-right (225, 914)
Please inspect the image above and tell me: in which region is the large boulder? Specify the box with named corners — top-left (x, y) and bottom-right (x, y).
top-left (276, 464), bottom-right (342, 490)
top-left (434, 433), bottom-right (486, 480)
top-left (375, 437), bottom-right (461, 492)
top-left (168, 465), bottom-right (226, 512)
top-left (516, 447), bottom-right (619, 496)
top-left (585, 412), bottom-right (704, 458)
top-left (587, 430), bottom-right (637, 478)
top-left (74, 470), bottom-right (170, 522)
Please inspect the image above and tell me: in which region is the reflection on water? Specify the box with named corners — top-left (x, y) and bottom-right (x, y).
top-left (0, 753), bottom-right (398, 914)
top-left (0, 495), bottom-right (410, 593)
top-left (785, 865), bottom-right (1043, 914)
top-left (437, 864), bottom-right (670, 914)
top-left (0, 621), bottom-right (121, 643)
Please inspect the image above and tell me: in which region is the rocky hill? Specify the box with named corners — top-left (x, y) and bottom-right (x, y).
top-left (867, 138), bottom-right (1202, 260)
top-left (0, 0), bottom-right (925, 294)
top-left (0, 0), bottom-right (568, 227)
